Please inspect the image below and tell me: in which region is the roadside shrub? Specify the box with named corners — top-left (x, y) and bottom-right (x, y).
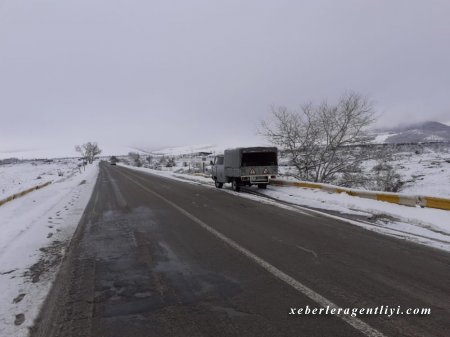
top-left (369, 161), bottom-right (403, 192)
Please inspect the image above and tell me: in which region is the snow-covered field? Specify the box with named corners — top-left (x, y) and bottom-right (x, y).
top-left (0, 145), bottom-right (141, 161)
top-left (0, 159), bottom-right (84, 200)
top-left (389, 146), bottom-right (450, 197)
top-left (279, 145), bottom-right (450, 198)
top-left (118, 163), bottom-right (450, 253)
top-left (0, 162), bottom-right (98, 337)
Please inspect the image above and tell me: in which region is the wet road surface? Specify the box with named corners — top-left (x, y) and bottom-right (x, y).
top-left (31, 163), bottom-right (450, 337)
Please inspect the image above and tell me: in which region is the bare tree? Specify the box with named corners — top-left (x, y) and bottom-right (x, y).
top-left (128, 152), bottom-right (142, 167)
top-left (75, 142), bottom-right (102, 164)
top-left (261, 92), bottom-right (375, 183)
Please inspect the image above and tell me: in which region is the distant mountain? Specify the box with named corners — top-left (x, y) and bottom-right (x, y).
top-left (372, 121), bottom-right (450, 144)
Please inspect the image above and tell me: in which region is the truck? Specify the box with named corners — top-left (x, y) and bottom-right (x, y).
top-left (109, 156), bottom-right (118, 165)
top-left (211, 147), bottom-right (278, 192)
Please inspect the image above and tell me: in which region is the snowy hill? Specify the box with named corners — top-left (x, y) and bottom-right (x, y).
top-left (372, 121), bottom-right (450, 144)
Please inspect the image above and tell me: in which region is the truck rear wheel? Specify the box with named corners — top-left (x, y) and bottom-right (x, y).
top-left (215, 180), bottom-right (223, 188)
top-left (257, 184), bottom-right (267, 189)
top-left (232, 179), bottom-right (240, 192)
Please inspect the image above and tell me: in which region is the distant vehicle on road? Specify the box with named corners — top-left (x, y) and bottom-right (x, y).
top-left (211, 147), bottom-right (278, 191)
top-left (109, 156), bottom-right (118, 165)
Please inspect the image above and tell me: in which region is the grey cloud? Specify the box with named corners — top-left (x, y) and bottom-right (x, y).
top-left (1, 0), bottom-right (449, 153)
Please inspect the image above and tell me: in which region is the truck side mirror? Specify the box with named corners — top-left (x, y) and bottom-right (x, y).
top-left (210, 160), bottom-right (214, 165)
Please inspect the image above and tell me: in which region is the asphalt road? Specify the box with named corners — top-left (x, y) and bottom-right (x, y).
top-left (32, 162), bottom-right (450, 337)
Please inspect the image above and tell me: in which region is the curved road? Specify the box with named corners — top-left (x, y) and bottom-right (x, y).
top-left (31, 162), bottom-right (450, 337)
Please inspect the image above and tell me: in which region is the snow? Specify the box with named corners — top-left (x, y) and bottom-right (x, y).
top-left (0, 159), bottom-right (81, 200)
top-left (0, 140), bottom-right (447, 335)
top-left (0, 162), bottom-right (99, 337)
top-left (136, 141), bottom-right (450, 199)
top-left (372, 133), bottom-right (397, 143)
top-left (0, 145), bottom-right (141, 160)
top-left (151, 141), bottom-right (270, 156)
top-left (279, 145), bottom-right (450, 198)
top-left (0, 143), bottom-right (269, 160)
top-left (259, 186), bottom-right (450, 245)
top-left (390, 147), bottom-right (450, 198)
top-left (152, 144), bottom-right (222, 156)
top-left (424, 135), bottom-right (445, 142)
top-left (119, 163), bottom-right (450, 253)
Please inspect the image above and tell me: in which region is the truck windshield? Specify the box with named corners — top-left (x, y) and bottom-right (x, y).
top-left (242, 152), bottom-right (277, 167)
top-left (216, 156), bottom-right (224, 165)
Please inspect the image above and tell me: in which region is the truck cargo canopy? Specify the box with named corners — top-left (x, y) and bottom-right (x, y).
top-left (242, 152), bottom-right (277, 167)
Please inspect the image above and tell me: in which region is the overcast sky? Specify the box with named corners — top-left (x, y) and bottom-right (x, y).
top-left (1, 0), bottom-right (449, 154)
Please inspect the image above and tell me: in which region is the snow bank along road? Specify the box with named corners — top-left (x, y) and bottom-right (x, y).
top-left (0, 164), bottom-right (98, 337)
top-left (32, 162), bottom-right (449, 337)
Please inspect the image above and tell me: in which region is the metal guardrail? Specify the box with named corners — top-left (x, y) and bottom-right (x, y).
top-left (270, 179), bottom-right (450, 211)
top-left (0, 181), bottom-right (52, 207)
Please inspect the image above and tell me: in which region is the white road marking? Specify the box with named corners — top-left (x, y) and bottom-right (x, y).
top-left (121, 170), bottom-right (387, 337)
